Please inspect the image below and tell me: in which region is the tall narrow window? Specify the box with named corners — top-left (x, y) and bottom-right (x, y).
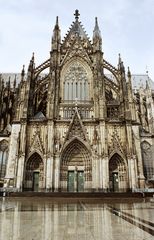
top-left (63, 62), bottom-right (90, 101)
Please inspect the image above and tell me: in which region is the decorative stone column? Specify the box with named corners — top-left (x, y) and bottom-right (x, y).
top-left (54, 154), bottom-right (60, 191)
top-left (95, 156), bottom-right (100, 190)
top-left (16, 155), bottom-right (25, 190)
top-left (46, 155), bottom-right (54, 191)
top-left (126, 123), bottom-right (140, 190)
top-left (132, 125), bottom-right (145, 188)
top-left (46, 120), bottom-right (54, 191)
top-left (4, 123), bottom-right (21, 189)
top-left (128, 156), bottom-right (137, 190)
top-left (99, 121), bottom-right (109, 191)
top-left (102, 156), bottom-right (109, 191)
top-left (16, 120), bottom-right (27, 190)
top-left (92, 152), bottom-right (96, 190)
top-left (99, 157), bottom-right (103, 189)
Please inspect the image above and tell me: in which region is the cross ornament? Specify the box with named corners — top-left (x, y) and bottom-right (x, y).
top-left (74, 9), bottom-right (80, 21)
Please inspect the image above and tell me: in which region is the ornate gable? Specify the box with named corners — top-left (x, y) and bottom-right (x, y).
top-left (64, 107), bottom-right (88, 142)
top-left (109, 127), bottom-right (125, 157)
top-left (61, 37), bottom-right (92, 66)
top-left (61, 18), bottom-right (92, 49)
top-left (61, 11), bottom-right (92, 66)
top-left (30, 131), bottom-right (44, 154)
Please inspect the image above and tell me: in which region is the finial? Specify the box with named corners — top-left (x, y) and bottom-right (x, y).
top-left (93, 17), bottom-right (102, 43)
top-left (74, 9), bottom-right (80, 21)
top-left (32, 52), bottom-right (35, 61)
top-left (21, 65), bottom-right (25, 77)
top-left (146, 80), bottom-right (149, 89)
top-left (28, 53), bottom-right (34, 71)
top-left (94, 17), bottom-right (100, 32)
top-left (7, 77), bottom-right (11, 90)
top-left (118, 53), bottom-right (121, 63)
top-left (146, 65), bottom-right (149, 75)
top-left (2, 79), bottom-right (4, 88)
top-left (128, 66), bottom-right (130, 72)
top-left (8, 76), bottom-right (11, 85)
top-left (14, 75), bottom-right (17, 89)
top-left (127, 66), bottom-right (131, 76)
top-left (95, 17), bottom-right (98, 26)
top-left (54, 16), bottom-right (60, 30)
top-left (56, 16), bottom-right (59, 25)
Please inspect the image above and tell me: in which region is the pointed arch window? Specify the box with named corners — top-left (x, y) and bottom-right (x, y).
top-left (63, 62), bottom-right (90, 101)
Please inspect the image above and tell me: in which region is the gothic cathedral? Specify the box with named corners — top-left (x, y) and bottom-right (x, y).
top-left (0, 10), bottom-right (154, 192)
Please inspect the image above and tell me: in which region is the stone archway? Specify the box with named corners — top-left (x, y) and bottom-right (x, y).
top-left (60, 139), bottom-right (92, 192)
top-left (0, 140), bottom-right (8, 187)
top-left (24, 152), bottom-right (44, 191)
top-left (109, 153), bottom-right (128, 192)
top-left (141, 141), bottom-right (153, 181)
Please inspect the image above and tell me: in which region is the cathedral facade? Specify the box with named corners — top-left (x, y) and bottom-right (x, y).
top-left (0, 10), bottom-right (154, 192)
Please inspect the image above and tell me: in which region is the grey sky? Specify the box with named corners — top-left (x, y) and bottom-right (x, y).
top-left (0, 0), bottom-right (154, 80)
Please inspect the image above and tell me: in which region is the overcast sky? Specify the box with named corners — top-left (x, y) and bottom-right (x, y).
top-left (0, 0), bottom-right (154, 79)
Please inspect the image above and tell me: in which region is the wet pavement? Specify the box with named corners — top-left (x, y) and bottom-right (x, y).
top-left (0, 197), bottom-right (154, 240)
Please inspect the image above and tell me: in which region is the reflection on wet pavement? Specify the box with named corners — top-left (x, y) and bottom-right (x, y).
top-left (0, 198), bottom-right (154, 240)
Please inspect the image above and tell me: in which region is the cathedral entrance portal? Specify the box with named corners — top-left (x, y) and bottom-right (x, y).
top-left (33, 172), bottom-right (39, 191)
top-left (60, 139), bottom-right (92, 192)
top-left (109, 153), bottom-right (127, 192)
top-left (68, 170), bottom-right (84, 192)
top-left (112, 172), bottom-right (119, 192)
top-left (24, 153), bottom-right (44, 191)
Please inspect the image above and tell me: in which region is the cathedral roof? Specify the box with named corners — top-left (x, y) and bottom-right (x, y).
top-left (1, 73), bottom-right (154, 90)
top-left (68, 21), bottom-right (88, 40)
top-left (0, 73), bottom-right (22, 87)
top-left (104, 73), bottom-right (154, 90)
top-left (131, 74), bottom-right (154, 89)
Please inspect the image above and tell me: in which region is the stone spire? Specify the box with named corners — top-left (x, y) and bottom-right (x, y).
top-left (146, 79), bottom-right (150, 90)
top-left (127, 66), bottom-right (131, 79)
top-left (127, 67), bottom-right (133, 92)
top-left (93, 17), bottom-right (101, 38)
top-left (52, 16), bottom-right (61, 51)
top-left (119, 58), bottom-right (125, 74)
top-left (93, 17), bottom-right (102, 51)
top-left (28, 52), bottom-right (35, 72)
top-left (21, 65), bottom-right (25, 82)
top-left (13, 74), bottom-right (17, 90)
top-left (118, 53), bottom-right (122, 70)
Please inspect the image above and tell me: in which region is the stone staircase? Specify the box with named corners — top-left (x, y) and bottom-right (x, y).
top-left (8, 192), bottom-right (151, 198)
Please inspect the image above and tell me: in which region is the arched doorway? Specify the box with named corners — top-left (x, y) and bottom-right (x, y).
top-left (60, 139), bottom-right (92, 192)
top-left (0, 140), bottom-right (8, 187)
top-left (24, 153), bottom-right (44, 191)
top-left (109, 153), bottom-right (128, 192)
top-left (141, 141), bottom-right (153, 181)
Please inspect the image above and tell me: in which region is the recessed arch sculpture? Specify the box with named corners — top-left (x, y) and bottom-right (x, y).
top-left (24, 152), bottom-right (44, 191)
top-left (60, 138), bottom-right (92, 192)
top-left (109, 153), bottom-right (128, 192)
